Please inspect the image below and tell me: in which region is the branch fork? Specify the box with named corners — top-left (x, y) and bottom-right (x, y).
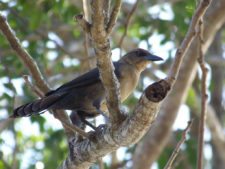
top-left (75, 0), bottom-right (123, 126)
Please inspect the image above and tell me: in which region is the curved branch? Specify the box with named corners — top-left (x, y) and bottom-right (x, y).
top-left (59, 80), bottom-right (170, 169)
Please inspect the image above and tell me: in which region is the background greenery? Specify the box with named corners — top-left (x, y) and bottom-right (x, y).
top-left (0, 0), bottom-right (224, 169)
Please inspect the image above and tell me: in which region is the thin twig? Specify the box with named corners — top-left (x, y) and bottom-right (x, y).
top-left (166, 0), bottom-right (211, 86)
top-left (106, 0), bottom-right (122, 35)
top-left (0, 13), bottom-right (88, 139)
top-left (82, 0), bottom-right (92, 70)
top-left (197, 19), bottom-right (208, 169)
top-left (23, 75), bottom-right (44, 98)
top-left (36, 29), bottom-right (77, 59)
top-left (164, 120), bottom-right (193, 169)
top-left (3, 3), bottom-right (76, 59)
top-left (118, 0), bottom-right (140, 56)
top-left (0, 13), bottom-right (49, 92)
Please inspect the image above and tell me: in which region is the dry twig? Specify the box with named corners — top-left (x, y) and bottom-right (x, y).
top-left (197, 19), bottom-right (208, 169)
top-left (82, 0), bottom-right (92, 70)
top-left (23, 75), bottom-right (44, 98)
top-left (0, 14), bottom-right (49, 92)
top-left (106, 0), bottom-right (122, 35)
top-left (0, 13), bottom-right (88, 139)
top-left (166, 0), bottom-right (211, 86)
top-left (118, 0), bottom-right (140, 56)
top-left (164, 120), bottom-right (193, 169)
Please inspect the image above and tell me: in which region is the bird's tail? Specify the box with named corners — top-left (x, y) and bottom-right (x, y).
top-left (12, 93), bottom-right (66, 118)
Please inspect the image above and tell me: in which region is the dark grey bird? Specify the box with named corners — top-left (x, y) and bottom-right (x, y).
top-left (12, 48), bottom-right (163, 124)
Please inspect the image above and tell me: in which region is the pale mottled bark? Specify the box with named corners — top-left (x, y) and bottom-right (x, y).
top-left (132, 0), bottom-right (225, 168)
top-left (90, 0), bottom-right (123, 124)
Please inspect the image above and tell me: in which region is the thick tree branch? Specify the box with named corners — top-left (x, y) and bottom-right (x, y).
top-left (89, 0), bottom-right (123, 125)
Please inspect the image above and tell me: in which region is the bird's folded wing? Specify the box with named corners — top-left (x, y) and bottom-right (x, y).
top-left (45, 62), bottom-right (121, 96)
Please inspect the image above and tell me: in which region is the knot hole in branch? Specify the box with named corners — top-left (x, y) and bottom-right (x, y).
top-left (145, 80), bottom-right (171, 102)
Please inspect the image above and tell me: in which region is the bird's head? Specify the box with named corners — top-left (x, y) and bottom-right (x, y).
top-left (120, 48), bottom-right (163, 72)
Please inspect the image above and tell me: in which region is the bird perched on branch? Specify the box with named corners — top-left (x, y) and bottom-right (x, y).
top-left (12, 48), bottom-right (163, 126)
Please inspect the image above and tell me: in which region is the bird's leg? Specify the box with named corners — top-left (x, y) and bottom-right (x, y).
top-left (76, 111), bottom-right (97, 130)
top-left (70, 111), bottom-right (85, 129)
top-left (81, 118), bottom-right (97, 130)
top-left (93, 100), bottom-right (110, 123)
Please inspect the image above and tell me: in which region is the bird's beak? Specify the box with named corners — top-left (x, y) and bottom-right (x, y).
top-left (145, 54), bottom-right (163, 61)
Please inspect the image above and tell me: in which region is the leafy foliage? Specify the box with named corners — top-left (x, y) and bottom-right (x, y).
top-left (0, 0), bottom-right (224, 169)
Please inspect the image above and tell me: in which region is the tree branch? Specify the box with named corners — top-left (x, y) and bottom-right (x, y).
top-left (59, 80), bottom-right (170, 169)
top-left (0, 13), bottom-right (85, 140)
top-left (132, 0), bottom-right (225, 168)
top-left (0, 14), bottom-right (49, 92)
top-left (89, 0), bottom-right (123, 125)
top-left (166, 0), bottom-right (211, 86)
top-left (191, 94), bottom-right (225, 164)
top-left (197, 18), bottom-right (208, 169)
top-left (118, 0), bottom-right (140, 56)
top-left (164, 120), bottom-right (193, 169)
top-left (106, 0), bottom-right (122, 35)
top-left (23, 75), bottom-right (44, 98)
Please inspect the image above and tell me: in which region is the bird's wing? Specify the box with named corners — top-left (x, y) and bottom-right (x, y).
top-left (45, 62), bottom-right (121, 96)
